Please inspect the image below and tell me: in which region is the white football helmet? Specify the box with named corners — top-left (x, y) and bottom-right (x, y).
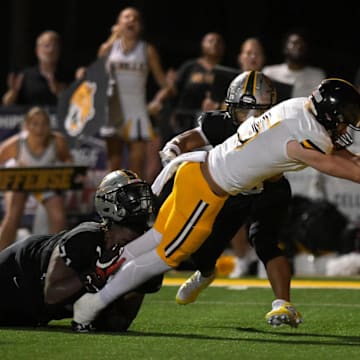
top-left (225, 70), bottom-right (276, 122)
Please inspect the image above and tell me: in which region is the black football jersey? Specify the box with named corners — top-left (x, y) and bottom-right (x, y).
top-left (58, 221), bottom-right (105, 274)
top-left (57, 221), bottom-right (163, 294)
top-left (198, 110), bottom-right (237, 146)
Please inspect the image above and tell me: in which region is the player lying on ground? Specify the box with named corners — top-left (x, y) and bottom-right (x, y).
top-left (0, 169), bottom-right (162, 331)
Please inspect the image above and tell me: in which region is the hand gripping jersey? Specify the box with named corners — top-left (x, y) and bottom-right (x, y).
top-left (208, 97), bottom-right (333, 195)
top-left (196, 110), bottom-right (237, 146)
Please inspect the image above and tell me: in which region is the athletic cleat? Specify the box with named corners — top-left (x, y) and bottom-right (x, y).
top-left (176, 270), bottom-right (216, 305)
top-left (71, 320), bottom-right (93, 333)
top-left (265, 299), bottom-right (303, 328)
top-left (73, 292), bottom-right (105, 327)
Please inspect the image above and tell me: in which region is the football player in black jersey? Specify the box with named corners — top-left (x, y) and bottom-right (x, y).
top-left (158, 70), bottom-right (301, 327)
top-left (0, 169), bottom-right (162, 331)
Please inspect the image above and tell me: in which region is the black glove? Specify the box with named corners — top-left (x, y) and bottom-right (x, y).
top-left (79, 270), bottom-right (106, 293)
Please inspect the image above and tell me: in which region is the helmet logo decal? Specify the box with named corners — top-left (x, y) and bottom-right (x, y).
top-left (240, 94), bottom-right (256, 105)
top-left (65, 81), bottom-right (97, 137)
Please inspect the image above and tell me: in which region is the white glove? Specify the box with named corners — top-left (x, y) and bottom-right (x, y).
top-left (159, 142), bottom-right (181, 167)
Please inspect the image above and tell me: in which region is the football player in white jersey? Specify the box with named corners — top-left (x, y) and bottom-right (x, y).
top-left (158, 70), bottom-right (300, 327)
top-left (73, 78), bottom-right (360, 330)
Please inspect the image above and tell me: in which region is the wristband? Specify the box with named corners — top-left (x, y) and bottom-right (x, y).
top-left (162, 142), bottom-right (181, 156)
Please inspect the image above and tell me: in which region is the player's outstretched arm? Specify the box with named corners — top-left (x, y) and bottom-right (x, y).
top-left (287, 140), bottom-right (360, 183)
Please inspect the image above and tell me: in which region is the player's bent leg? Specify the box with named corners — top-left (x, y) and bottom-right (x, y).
top-left (176, 270), bottom-right (216, 305)
top-left (125, 228), bottom-right (162, 258)
top-left (265, 299), bottom-right (303, 328)
top-left (73, 249), bottom-right (171, 331)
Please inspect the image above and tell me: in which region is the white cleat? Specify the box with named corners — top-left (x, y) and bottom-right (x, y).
top-left (176, 270), bottom-right (216, 305)
top-left (73, 292), bottom-right (105, 326)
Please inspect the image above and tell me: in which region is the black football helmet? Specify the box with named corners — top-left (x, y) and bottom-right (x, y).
top-left (95, 169), bottom-right (155, 226)
top-left (310, 78), bottom-right (360, 132)
top-left (225, 70), bottom-right (277, 120)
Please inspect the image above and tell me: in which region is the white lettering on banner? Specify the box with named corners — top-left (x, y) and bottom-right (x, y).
top-left (0, 114), bottom-right (24, 128)
top-left (0, 113), bottom-right (57, 129)
top-left (286, 168), bottom-right (360, 224)
top-left (71, 148), bottom-right (99, 168)
top-left (325, 178), bottom-right (360, 224)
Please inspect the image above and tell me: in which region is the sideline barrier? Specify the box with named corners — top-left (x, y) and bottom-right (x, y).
top-left (0, 165), bottom-right (87, 191)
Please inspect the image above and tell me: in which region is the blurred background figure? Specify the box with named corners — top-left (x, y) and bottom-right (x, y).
top-left (200, 37), bottom-right (268, 278)
top-left (96, 6), bottom-right (170, 181)
top-left (353, 66), bottom-right (360, 92)
top-left (202, 37), bottom-right (266, 112)
top-left (166, 32), bottom-right (225, 137)
top-left (2, 30), bottom-right (70, 107)
top-left (263, 28), bottom-right (326, 97)
top-left (0, 107), bottom-right (73, 251)
top-left (237, 37), bottom-right (266, 72)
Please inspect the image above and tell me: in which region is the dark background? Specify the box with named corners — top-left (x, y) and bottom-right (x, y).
top-left (1, 0), bottom-right (359, 97)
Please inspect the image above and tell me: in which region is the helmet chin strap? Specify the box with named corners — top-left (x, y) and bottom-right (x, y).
top-left (307, 97), bottom-right (318, 117)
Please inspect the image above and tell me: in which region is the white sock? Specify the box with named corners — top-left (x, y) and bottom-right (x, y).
top-left (99, 249), bottom-right (172, 305)
top-left (117, 228), bottom-right (162, 269)
top-left (125, 227), bottom-right (162, 258)
top-left (272, 299), bottom-right (287, 309)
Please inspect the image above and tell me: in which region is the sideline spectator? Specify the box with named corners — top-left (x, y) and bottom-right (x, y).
top-left (263, 28), bottom-right (326, 97)
top-left (0, 107), bottom-right (73, 251)
top-left (168, 32), bottom-right (225, 136)
top-left (203, 37), bottom-right (266, 112)
top-left (2, 30), bottom-right (70, 107)
top-left (96, 6), bottom-right (170, 181)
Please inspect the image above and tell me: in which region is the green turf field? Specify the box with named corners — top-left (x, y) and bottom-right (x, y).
top-left (1, 275), bottom-right (359, 360)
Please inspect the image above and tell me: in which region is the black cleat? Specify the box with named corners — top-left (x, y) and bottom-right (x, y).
top-left (71, 320), bottom-right (93, 333)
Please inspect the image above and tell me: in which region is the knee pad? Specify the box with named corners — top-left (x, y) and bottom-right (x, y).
top-left (249, 221), bottom-right (283, 266)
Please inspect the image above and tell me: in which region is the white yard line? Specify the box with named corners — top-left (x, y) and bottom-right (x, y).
top-left (163, 277), bottom-right (360, 289)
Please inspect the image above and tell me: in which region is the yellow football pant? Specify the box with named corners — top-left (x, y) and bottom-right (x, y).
top-left (154, 161), bottom-right (229, 267)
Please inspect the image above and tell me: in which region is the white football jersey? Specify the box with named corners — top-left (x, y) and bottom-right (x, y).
top-left (208, 97), bottom-right (333, 195)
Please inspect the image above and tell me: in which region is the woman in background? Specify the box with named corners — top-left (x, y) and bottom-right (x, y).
top-left (0, 106), bottom-right (73, 250)
top-left (97, 7), bottom-right (170, 181)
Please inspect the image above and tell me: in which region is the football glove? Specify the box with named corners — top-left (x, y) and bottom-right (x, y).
top-left (159, 142), bottom-right (181, 167)
top-left (80, 270), bottom-right (106, 293)
top-left (95, 243), bottom-right (126, 278)
top-left (81, 244), bottom-right (126, 293)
